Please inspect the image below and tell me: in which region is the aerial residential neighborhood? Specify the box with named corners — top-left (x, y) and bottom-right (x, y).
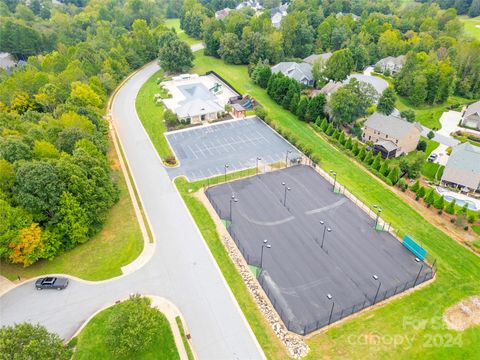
top-left (1, 0), bottom-right (480, 359)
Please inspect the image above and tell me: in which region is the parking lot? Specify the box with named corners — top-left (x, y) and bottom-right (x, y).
top-left (165, 117), bottom-right (300, 181)
top-left (206, 165), bottom-right (433, 334)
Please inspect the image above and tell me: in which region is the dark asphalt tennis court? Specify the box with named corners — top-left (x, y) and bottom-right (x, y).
top-left (165, 116), bottom-right (300, 181)
top-left (206, 165), bottom-right (433, 335)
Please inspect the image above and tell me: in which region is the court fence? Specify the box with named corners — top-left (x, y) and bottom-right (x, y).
top-left (204, 157), bottom-right (437, 335)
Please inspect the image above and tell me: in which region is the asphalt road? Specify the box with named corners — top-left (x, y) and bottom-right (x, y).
top-left (0, 62), bottom-right (265, 360)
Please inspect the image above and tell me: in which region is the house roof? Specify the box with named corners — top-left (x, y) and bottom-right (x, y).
top-left (271, 62), bottom-right (313, 83)
top-left (343, 74), bottom-right (388, 96)
top-left (376, 55), bottom-right (406, 67)
top-left (303, 52), bottom-right (332, 65)
top-left (0, 52), bottom-right (16, 71)
top-left (320, 80), bottom-right (342, 95)
top-left (464, 100), bottom-right (480, 118)
top-left (364, 113), bottom-right (422, 139)
top-left (442, 142), bottom-right (480, 190)
top-left (175, 99), bottom-right (224, 118)
top-left (374, 139), bottom-right (398, 152)
top-left (215, 8), bottom-right (231, 20)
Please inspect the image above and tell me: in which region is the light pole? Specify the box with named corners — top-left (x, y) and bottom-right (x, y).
top-left (256, 157), bottom-right (261, 175)
top-left (330, 170), bottom-right (337, 192)
top-left (224, 164), bottom-right (229, 183)
top-left (373, 205), bottom-right (382, 230)
top-left (229, 195), bottom-right (238, 221)
top-left (373, 274), bottom-right (381, 304)
top-left (285, 150), bottom-right (292, 168)
top-left (321, 224), bottom-right (332, 249)
top-left (327, 294), bottom-right (335, 324)
top-left (282, 182), bottom-right (291, 206)
top-left (260, 239), bottom-right (271, 268)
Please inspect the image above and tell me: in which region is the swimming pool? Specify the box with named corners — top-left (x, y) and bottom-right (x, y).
top-left (443, 196), bottom-right (478, 211)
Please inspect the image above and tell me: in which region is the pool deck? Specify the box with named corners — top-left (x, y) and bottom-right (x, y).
top-left (436, 187), bottom-right (480, 211)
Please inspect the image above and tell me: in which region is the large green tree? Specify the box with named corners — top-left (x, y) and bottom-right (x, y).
top-left (158, 38), bottom-right (194, 73)
top-left (323, 49), bottom-right (354, 81)
top-left (377, 87), bottom-right (397, 115)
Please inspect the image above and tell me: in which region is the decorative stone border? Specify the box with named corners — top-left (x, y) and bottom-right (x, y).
top-left (195, 190), bottom-right (309, 358)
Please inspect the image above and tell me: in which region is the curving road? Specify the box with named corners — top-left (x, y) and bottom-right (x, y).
top-left (0, 62), bottom-right (265, 360)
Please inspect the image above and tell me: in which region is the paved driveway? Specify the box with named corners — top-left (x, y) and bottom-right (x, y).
top-left (166, 117), bottom-right (300, 181)
top-left (0, 62), bottom-right (265, 360)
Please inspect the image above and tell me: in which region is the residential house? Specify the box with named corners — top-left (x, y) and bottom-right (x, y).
top-left (0, 52), bottom-right (16, 72)
top-left (461, 100), bottom-right (480, 130)
top-left (362, 113), bottom-right (422, 158)
top-left (319, 80), bottom-right (342, 96)
top-left (271, 62), bottom-right (314, 86)
top-left (441, 142), bottom-right (480, 192)
top-left (336, 12), bottom-right (360, 21)
top-left (320, 74), bottom-right (388, 99)
top-left (236, 1), bottom-right (263, 11)
top-left (215, 8), bottom-right (231, 20)
top-left (270, 3), bottom-right (288, 29)
top-left (375, 55), bottom-right (406, 74)
top-left (303, 52), bottom-right (332, 66)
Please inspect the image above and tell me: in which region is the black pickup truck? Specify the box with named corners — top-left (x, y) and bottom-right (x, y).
top-left (35, 277), bottom-right (69, 290)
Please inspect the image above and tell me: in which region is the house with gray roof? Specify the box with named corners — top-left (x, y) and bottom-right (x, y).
top-left (441, 142), bottom-right (480, 192)
top-left (303, 52), bottom-right (332, 66)
top-left (375, 55), bottom-right (406, 74)
top-left (461, 100), bottom-right (480, 130)
top-left (271, 3), bottom-right (288, 29)
top-left (363, 113), bottom-right (422, 157)
top-left (271, 62), bottom-right (314, 86)
top-left (0, 53), bottom-right (17, 73)
top-left (215, 8), bottom-right (231, 20)
top-left (236, 1), bottom-right (262, 11)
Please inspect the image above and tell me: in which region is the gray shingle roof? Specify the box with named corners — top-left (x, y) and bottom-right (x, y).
top-left (175, 99), bottom-right (224, 118)
top-left (303, 53), bottom-right (332, 65)
top-left (375, 55), bottom-right (406, 67)
top-left (464, 100), bottom-right (480, 118)
top-left (364, 113), bottom-right (422, 139)
top-left (271, 62), bottom-right (313, 83)
top-left (442, 142), bottom-right (480, 190)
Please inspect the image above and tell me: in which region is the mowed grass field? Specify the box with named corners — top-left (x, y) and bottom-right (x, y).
top-left (460, 15), bottom-right (480, 40)
top-left (0, 134), bottom-right (144, 281)
top-left (164, 18), bottom-right (200, 45)
top-left (73, 301), bottom-right (179, 360)
top-left (135, 68), bottom-right (176, 161)
top-left (187, 51), bottom-right (480, 359)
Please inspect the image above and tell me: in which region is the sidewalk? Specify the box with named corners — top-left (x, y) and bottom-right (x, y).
top-left (0, 276), bottom-right (15, 296)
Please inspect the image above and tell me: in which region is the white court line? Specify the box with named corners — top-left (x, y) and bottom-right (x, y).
top-left (186, 145), bottom-right (199, 160)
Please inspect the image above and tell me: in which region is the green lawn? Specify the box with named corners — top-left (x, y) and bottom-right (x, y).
top-left (135, 69), bottom-right (176, 163)
top-left (189, 51), bottom-right (480, 359)
top-left (73, 301), bottom-right (179, 360)
top-left (374, 73), bottom-right (470, 129)
top-left (460, 15), bottom-right (480, 41)
top-left (175, 316), bottom-right (194, 360)
top-left (164, 18), bottom-right (200, 45)
top-left (0, 137), bottom-right (144, 281)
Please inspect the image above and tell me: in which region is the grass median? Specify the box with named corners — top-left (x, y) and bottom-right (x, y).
top-left (190, 51), bottom-right (480, 359)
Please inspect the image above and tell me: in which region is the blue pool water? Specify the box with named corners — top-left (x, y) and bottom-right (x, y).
top-left (444, 195), bottom-right (479, 211)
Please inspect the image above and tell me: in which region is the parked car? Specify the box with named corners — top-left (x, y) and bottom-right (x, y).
top-left (427, 153), bottom-right (438, 162)
top-left (35, 277), bottom-right (69, 290)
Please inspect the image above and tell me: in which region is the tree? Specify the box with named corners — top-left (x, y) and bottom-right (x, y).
top-left (0, 21), bottom-right (43, 58)
top-left (425, 188), bottom-right (435, 207)
top-left (363, 150), bottom-right (374, 165)
top-left (434, 195), bottom-right (445, 213)
top-left (0, 160), bottom-right (15, 193)
top-left (54, 192), bottom-right (89, 249)
top-left (417, 140), bottom-right (427, 152)
top-left (296, 96), bottom-right (309, 121)
top-left (399, 152), bottom-right (425, 178)
top-left (8, 223), bottom-right (45, 267)
top-left (377, 87), bottom-right (396, 115)
top-left (158, 39), bottom-right (194, 73)
top-left (281, 12), bottom-right (315, 58)
top-left (416, 186), bottom-right (426, 200)
top-left (55, 128), bottom-right (85, 154)
top-left (33, 140), bottom-right (60, 159)
top-left (0, 323), bottom-right (71, 360)
top-left (323, 49), bottom-right (354, 81)
top-left (0, 138), bottom-right (32, 163)
top-left (388, 166), bottom-right (400, 184)
top-left (329, 78), bottom-right (376, 125)
top-left (445, 199), bottom-right (456, 215)
top-left (105, 295), bottom-right (167, 357)
top-left (251, 61), bottom-right (272, 88)
top-left (371, 153), bottom-right (382, 170)
top-left (164, 109), bottom-right (178, 127)
top-left (306, 94), bottom-right (326, 122)
top-left (203, 18), bottom-right (224, 58)
top-left (357, 146), bottom-right (366, 161)
top-left (411, 180), bottom-right (420, 193)
top-left (379, 159), bottom-right (390, 176)
top-left (427, 130), bottom-right (435, 140)
top-left (345, 136), bottom-right (353, 149)
top-left (400, 109), bottom-right (416, 122)
top-left (69, 82), bottom-right (102, 108)
top-left (14, 161), bottom-right (65, 222)
top-left (218, 33), bottom-right (244, 64)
